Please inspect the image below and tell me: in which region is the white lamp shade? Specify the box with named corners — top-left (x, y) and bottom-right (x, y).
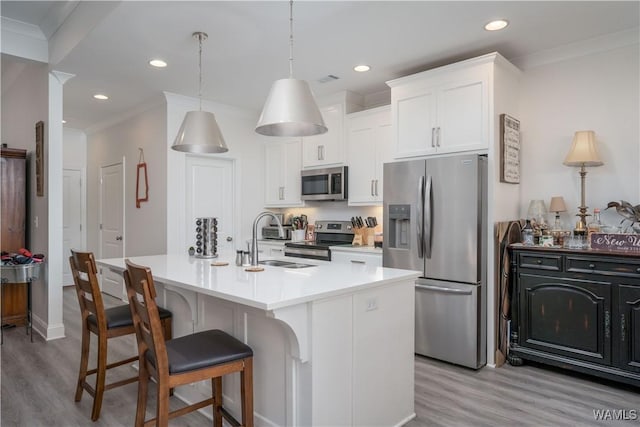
top-left (563, 130), bottom-right (603, 167)
top-left (255, 78), bottom-right (328, 137)
top-left (527, 199), bottom-right (547, 218)
top-left (172, 111), bottom-right (228, 154)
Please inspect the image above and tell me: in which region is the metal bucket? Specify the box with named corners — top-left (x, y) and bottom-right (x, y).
top-left (0, 263), bottom-right (42, 283)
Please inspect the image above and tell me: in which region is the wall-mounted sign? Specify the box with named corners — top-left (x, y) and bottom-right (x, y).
top-left (500, 114), bottom-right (520, 184)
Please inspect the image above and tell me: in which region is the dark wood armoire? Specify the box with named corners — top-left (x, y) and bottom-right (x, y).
top-left (1, 147), bottom-right (28, 325)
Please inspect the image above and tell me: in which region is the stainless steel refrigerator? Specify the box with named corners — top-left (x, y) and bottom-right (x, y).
top-left (383, 154), bottom-right (487, 369)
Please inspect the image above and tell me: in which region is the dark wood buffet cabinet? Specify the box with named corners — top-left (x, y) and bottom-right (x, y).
top-left (1, 147), bottom-right (28, 326)
top-left (509, 244), bottom-right (640, 387)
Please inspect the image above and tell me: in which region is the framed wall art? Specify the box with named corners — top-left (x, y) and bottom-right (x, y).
top-left (35, 120), bottom-right (44, 196)
top-left (500, 114), bottom-right (520, 184)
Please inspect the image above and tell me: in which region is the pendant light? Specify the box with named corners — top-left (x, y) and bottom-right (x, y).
top-left (255, 0), bottom-right (327, 137)
top-left (172, 32), bottom-right (228, 153)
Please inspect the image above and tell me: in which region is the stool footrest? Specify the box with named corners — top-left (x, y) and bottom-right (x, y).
top-left (86, 355), bottom-right (138, 376)
top-left (143, 397), bottom-right (215, 427)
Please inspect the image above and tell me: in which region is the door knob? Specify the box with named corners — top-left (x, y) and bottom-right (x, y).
top-left (115, 236), bottom-right (123, 241)
top-left (226, 236), bottom-right (233, 242)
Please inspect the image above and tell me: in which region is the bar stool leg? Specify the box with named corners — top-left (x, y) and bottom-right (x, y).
top-left (212, 377), bottom-right (223, 427)
top-left (75, 324), bottom-right (90, 401)
top-left (135, 364), bottom-right (149, 427)
top-left (241, 358), bottom-right (254, 427)
top-left (156, 379), bottom-right (170, 427)
top-left (91, 335), bottom-right (108, 421)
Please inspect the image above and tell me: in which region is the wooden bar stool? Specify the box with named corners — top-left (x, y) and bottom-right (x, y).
top-left (69, 250), bottom-right (173, 421)
top-left (124, 259), bottom-right (254, 427)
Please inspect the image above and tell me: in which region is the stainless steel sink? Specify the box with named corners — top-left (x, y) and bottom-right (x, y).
top-left (258, 260), bottom-right (314, 269)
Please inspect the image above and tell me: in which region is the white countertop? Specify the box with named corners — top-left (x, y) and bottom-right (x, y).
top-left (97, 253), bottom-right (418, 311)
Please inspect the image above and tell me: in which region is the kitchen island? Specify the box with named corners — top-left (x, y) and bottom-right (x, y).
top-left (97, 253), bottom-right (419, 427)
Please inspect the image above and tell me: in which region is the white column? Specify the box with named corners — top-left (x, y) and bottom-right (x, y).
top-left (46, 70), bottom-right (74, 340)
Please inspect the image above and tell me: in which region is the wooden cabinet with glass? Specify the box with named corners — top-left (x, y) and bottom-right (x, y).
top-left (1, 147), bottom-right (28, 326)
top-left (509, 245), bottom-right (640, 386)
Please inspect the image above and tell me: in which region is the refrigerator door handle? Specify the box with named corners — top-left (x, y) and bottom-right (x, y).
top-left (416, 283), bottom-right (473, 295)
top-left (424, 175), bottom-right (433, 259)
top-left (416, 176), bottom-right (425, 259)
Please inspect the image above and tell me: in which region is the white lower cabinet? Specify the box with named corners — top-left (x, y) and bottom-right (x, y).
top-left (331, 249), bottom-right (382, 267)
top-left (264, 139), bottom-right (303, 207)
top-left (258, 240), bottom-right (286, 257)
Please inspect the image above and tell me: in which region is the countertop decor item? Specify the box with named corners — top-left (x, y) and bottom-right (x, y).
top-left (549, 196), bottom-right (567, 230)
top-left (255, 0), bottom-right (327, 137)
top-left (171, 32), bottom-right (228, 154)
top-left (606, 200), bottom-right (640, 233)
top-left (563, 130), bottom-right (603, 233)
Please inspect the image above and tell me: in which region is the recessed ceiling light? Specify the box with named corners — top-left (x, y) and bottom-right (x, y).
top-left (484, 20), bottom-right (509, 31)
top-left (62, 120), bottom-right (66, 124)
top-left (93, 94), bottom-right (109, 100)
top-left (149, 59), bottom-right (167, 68)
top-left (354, 64), bottom-right (371, 72)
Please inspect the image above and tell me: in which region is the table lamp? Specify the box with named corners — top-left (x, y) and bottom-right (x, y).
top-left (549, 196), bottom-right (567, 230)
top-left (563, 130), bottom-right (603, 233)
top-left (527, 199), bottom-right (548, 227)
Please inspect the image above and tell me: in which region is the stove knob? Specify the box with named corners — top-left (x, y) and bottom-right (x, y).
top-left (316, 224), bottom-right (322, 229)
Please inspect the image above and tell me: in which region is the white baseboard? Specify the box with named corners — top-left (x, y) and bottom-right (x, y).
top-left (31, 313), bottom-right (65, 340)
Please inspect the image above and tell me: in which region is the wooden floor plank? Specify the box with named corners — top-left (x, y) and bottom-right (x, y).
top-left (1, 287), bottom-right (638, 426)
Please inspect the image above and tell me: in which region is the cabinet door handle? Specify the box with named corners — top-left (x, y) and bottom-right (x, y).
top-left (537, 259), bottom-right (543, 264)
top-left (605, 310), bottom-right (610, 339)
top-left (621, 313), bottom-right (626, 342)
top-left (589, 263), bottom-right (595, 269)
top-left (436, 127), bottom-right (441, 147)
top-left (375, 179), bottom-right (379, 196)
top-left (273, 248), bottom-right (283, 253)
top-left (317, 145), bottom-right (325, 161)
top-left (350, 260), bottom-right (366, 264)
top-left (371, 180), bottom-right (375, 196)
top-left (431, 128), bottom-right (436, 148)
top-left (279, 186), bottom-right (284, 200)
top-left (636, 268), bottom-right (640, 273)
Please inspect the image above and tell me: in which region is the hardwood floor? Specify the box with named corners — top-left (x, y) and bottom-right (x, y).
top-left (1, 287), bottom-right (638, 426)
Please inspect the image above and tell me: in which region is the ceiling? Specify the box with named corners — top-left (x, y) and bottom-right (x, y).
top-left (2, 1), bottom-right (639, 131)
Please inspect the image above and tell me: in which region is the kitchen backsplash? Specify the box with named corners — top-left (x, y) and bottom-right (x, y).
top-left (274, 203), bottom-right (383, 231)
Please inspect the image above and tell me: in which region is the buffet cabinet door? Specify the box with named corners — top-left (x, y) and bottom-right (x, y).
top-left (519, 274), bottom-right (612, 366)
top-left (618, 284), bottom-right (640, 372)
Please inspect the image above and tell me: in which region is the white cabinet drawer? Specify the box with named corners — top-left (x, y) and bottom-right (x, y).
top-left (331, 250), bottom-right (382, 267)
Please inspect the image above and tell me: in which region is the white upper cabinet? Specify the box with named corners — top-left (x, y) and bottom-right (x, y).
top-left (346, 106), bottom-right (392, 206)
top-left (302, 103), bottom-right (345, 168)
top-left (264, 138), bottom-right (304, 207)
top-left (388, 54), bottom-right (494, 158)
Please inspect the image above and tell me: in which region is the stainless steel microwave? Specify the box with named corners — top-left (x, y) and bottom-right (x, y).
top-left (301, 166), bottom-right (348, 201)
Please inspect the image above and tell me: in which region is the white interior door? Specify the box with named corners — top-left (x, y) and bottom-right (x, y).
top-left (100, 162), bottom-right (125, 299)
top-left (185, 156), bottom-right (235, 253)
top-left (63, 169), bottom-right (84, 285)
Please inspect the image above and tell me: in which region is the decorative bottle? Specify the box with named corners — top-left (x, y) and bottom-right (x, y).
top-left (521, 220), bottom-right (535, 246)
top-left (587, 208), bottom-right (602, 246)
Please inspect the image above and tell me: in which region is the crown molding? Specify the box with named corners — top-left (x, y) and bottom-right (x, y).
top-left (511, 27), bottom-right (639, 70)
top-left (1, 17), bottom-right (48, 63)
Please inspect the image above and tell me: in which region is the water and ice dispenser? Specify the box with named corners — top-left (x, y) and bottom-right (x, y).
top-left (387, 204), bottom-right (411, 249)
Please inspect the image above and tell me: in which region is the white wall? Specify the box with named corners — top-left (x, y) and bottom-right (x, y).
top-left (519, 43), bottom-right (639, 229)
top-left (86, 102), bottom-right (167, 257)
top-left (1, 55), bottom-right (50, 329)
top-left (63, 127), bottom-right (87, 169)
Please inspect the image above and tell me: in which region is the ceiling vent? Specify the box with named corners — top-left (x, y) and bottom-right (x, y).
top-left (317, 75), bottom-right (340, 84)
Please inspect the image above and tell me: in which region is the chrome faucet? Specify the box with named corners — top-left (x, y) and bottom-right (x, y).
top-left (251, 211), bottom-right (284, 266)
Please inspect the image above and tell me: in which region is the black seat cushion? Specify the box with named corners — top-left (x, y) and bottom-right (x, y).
top-left (147, 329), bottom-right (253, 374)
top-left (88, 304), bottom-right (172, 329)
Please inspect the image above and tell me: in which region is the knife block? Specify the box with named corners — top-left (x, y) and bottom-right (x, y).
top-left (352, 228), bottom-right (373, 246)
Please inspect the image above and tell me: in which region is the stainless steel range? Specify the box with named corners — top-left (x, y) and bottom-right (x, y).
top-left (284, 220), bottom-right (354, 261)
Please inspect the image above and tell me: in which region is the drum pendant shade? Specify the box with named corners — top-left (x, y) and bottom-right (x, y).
top-left (172, 110), bottom-right (227, 154)
top-left (255, 78), bottom-right (327, 137)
